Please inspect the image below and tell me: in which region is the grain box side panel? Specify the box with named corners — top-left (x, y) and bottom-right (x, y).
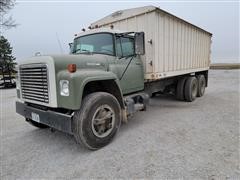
top-left (99, 8), bottom-right (211, 80)
top-left (164, 15), bottom-right (170, 72)
top-left (177, 20), bottom-right (182, 70)
top-left (156, 12), bottom-right (164, 74)
top-left (151, 10), bottom-right (211, 80)
top-left (173, 18), bottom-right (178, 71)
top-left (144, 12), bottom-right (155, 74)
top-left (193, 28), bottom-right (197, 69)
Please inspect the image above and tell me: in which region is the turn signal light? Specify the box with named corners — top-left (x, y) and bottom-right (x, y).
top-left (67, 64), bottom-right (77, 73)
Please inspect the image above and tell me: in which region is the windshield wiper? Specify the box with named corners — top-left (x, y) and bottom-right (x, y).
top-left (73, 48), bottom-right (91, 54)
top-left (118, 54), bottom-right (135, 60)
top-left (72, 48), bottom-right (81, 54)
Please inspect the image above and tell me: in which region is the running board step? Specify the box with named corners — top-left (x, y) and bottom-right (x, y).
top-left (124, 92), bottom-right (149, 118)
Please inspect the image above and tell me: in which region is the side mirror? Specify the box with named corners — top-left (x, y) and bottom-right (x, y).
top-left (69, 43), bottom-right (73, 53)
top-left (134, 32), bottom-right (145, 55)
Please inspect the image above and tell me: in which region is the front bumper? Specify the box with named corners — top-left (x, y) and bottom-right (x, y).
top-left (16, 101), bottom-right (73, 134)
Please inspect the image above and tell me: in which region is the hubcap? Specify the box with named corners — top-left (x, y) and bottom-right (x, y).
top-left (200, 80), bottom-right (205, 94)
top-left (192, 82), bottom-right (197, 97)
top-left (91, 104), bottom-right (115, 138)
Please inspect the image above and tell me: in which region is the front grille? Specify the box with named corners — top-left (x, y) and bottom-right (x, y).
top-left (20, 64), bottom-right (49, 103)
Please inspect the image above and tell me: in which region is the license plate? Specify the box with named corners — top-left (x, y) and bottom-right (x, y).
top-left (31, 112), bottom-right (40, 123)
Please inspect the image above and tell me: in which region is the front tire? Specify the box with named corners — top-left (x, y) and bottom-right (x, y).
top-left (73, 92), bottom-right (121, 150)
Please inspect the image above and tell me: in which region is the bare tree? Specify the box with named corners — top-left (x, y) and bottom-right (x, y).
top-left (0, 0), bottom-right (17, 31)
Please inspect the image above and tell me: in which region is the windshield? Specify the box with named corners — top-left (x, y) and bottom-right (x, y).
top-left (72, 33), bottom-right (114, 56)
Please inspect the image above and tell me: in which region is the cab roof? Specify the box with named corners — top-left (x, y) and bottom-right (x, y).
top-left (74, 28), bottom-right (127, 39)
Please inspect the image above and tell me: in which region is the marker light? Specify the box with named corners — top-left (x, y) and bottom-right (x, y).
top-left (67, 64), bottom-right (76, 73)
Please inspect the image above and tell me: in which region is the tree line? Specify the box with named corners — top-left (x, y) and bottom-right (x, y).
top-left (0, 0), bottom-right (17, 76)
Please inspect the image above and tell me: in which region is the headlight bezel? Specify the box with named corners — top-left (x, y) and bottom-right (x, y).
top-left (60, 80), bottom-right (69, 96)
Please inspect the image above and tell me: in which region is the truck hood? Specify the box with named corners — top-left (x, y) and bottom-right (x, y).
top-left (19, 54), bottom-right (113, 72)
top-left (18, 54), bottom-right (115, 108)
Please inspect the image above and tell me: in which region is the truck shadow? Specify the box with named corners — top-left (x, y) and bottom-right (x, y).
top-left (151, 93), bottom-right (177, 101)
top-left (0, 86), bottom-right (16, 90)
top-left (23, 128), bottom-right (90, 153)
top-left (22, 93), bottom-right (194, 153)
top-left (149, 93), bottom-right (191, 108)
top-left (119, 93), bottom-right (196, 135)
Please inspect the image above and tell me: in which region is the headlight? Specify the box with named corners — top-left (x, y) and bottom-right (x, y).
top-left (60, 80), bottom-right (69, 96)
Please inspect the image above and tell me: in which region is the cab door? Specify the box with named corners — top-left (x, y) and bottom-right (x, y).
top-left (113, 36), bottom-right (144, 95)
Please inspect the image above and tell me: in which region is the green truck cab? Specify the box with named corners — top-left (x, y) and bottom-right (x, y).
top-left (16, 29), bottom-right (150, 150)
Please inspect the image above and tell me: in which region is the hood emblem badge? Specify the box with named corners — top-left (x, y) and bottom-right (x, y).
top-left (87, 63), bottom-right (101, 66)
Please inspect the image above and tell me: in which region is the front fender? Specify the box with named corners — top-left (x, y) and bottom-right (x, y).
top-left (57, 69), bottom-right (121, 110)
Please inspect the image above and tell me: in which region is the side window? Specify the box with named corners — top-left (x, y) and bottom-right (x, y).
top-left (121, 37), bottom-right (134, 57)
top-left (116, 36), bottom-right (134, 58)
top-left (116, 37), bottom-right (122, 57)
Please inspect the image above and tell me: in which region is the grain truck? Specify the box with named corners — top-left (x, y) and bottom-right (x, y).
top-left (16, 6), bottom-right (212, 150)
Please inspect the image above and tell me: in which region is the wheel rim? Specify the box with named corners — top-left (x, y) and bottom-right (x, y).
top-left (192, 81), bottom-right (197, 97)
top-left (91, 104), bottom-right (115, 138)
top-left (200, 79), bottom-right (205, 95)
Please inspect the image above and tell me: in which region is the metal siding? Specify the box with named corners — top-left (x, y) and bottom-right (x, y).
top-left (190, 27), bottom-right (193, 68)
top-left (202, 33), bottom-right (205, 67)
top-left (202, 32), bottom-right (205, 67)
top-left (164, 15), bottom-right (169, 72)
top-left (155, 12), bottom-right (159, 73)
top-left (146, 13), bottom-right (155, 73)
top-left (177, 21), bottom-right (181, 70)
top-left (169, 17), bottom-right (173, 71)
top-left (99, 8), bottom-right (211, 80)
top-left (193, 28), bottom-right (197, 68)
top-left (180, 23), bottom-right (185, 69)
top-left (200, 32), bottom-right (203, 67)
top-left (184, 24), bottom-right (188, 70)
top-left (162, 13), bottom-right (166, 72)
top-left (197, 31), bottom-right (200, 68)
top-left (159, 15), bottom-right (164, 73)
top-left (186, 25), bottom-right (189, 69)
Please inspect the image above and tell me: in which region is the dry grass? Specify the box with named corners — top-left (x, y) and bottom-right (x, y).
top-left (210, 63), bottom-right (240, 69)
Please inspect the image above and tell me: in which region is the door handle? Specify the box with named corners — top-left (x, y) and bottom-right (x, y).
top-left (135, 62), bottom-right (141, 65)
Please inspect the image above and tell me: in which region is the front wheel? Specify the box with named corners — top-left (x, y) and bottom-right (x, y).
top-left (73, 92), bottom-right (121, 150)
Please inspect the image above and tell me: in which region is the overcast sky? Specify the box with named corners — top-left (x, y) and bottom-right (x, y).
top-left (2, 0), bottom-right (240, 63)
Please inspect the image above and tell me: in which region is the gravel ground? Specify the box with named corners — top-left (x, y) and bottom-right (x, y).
top-left (1, 70), bottom-right (240, 179)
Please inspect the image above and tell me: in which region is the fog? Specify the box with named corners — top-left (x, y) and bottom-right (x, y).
top-left (3, 1), bottom-right (239, 63)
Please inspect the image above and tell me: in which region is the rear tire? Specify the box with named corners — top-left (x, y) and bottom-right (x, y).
top-left (176, 77), bottom-right (187, 101)
top-left (184, 76), bottom-right (198, 102)
top-left (73, 92), bottom-right (121, 150)
top-left (197, 75), bottom-right (206, 97)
